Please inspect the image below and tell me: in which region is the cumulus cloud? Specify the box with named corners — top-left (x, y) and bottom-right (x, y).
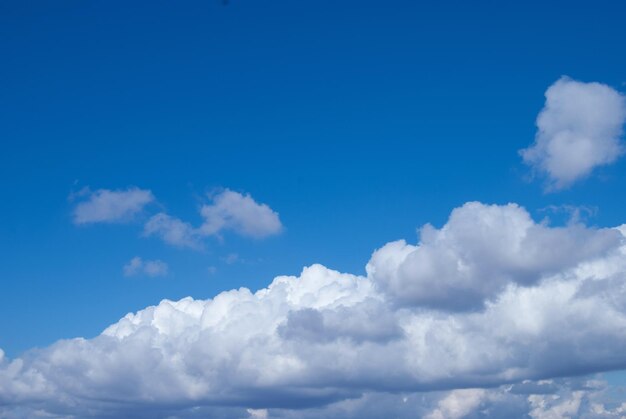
top-left (520, 76), bottom-right (626, 190)
top-left (2, 202), bottom-right (626, 417)
top-left (72, 187), bottom-right (154, 224)
top-left (200, 189), bottom-right (283, 238)
top-left (368, 202), bottom-right (620, 311)
top-left (123, 256), bottom-right (168, 277)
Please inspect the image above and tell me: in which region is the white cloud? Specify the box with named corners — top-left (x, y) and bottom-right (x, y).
top-left (590, 399), bottom-right (626, 417)
top-left (3, 202), bottom-right (626, 417)
top-left (72, 187), bottom-right (154, 224)
top-left (144, 190), bottom-right (282, 249)
top-left (420, 378), bottom-right (615, 419)
top-left (123, 256), bottom-right (168, 277)
top-left (528, 391), bottom-right (584, 419)
top-left (247, 408), bottom-right (269, 418)
top-left (144, 212), bottom-right (203, 250)
top-left (520, 77), bottom-right (626, 190)
top-left (367, 201), bottom-right (620, 311)
top-left (290, 378), bottom-right (618, 419)
top-left (200, 189), bottom-right (282, 238)
top-left (424, 389), bottom-right (487, 419)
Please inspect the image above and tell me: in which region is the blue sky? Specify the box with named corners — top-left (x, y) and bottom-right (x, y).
top-left (2, 1), bottom-right (626, 417)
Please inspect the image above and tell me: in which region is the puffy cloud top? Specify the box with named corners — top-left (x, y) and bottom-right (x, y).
top-left (520, 77), bottom-right (626, 190)
top-left (72, 187), bottom-right (154, 224)
top-left (3, 202), bottom-right (626, 417)
top-left (367, 202), bottom-right (621, 311)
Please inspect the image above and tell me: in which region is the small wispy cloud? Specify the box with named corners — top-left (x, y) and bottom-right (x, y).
top-left (199, 189), bottom-right (283, 238)
top-left (143, 213), bottom-right (204, 250)
top-left (520, 76), bottom-right (626, 190)
top-left (72, 187), bottom-right (154, 224)
top-left (123, 256), bottom-right (168, 277)
top-left (143, 189), bottom-right (283, 249)
top-left (222, 253), bottom-right (239, 264)
top-left (71, 186), bottom-right (281, 250)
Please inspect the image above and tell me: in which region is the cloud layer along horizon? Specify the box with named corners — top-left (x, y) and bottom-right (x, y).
top-left (3, 201), bottom-right (626, 417)
top-left (520, 76), bottom-right (626, 190)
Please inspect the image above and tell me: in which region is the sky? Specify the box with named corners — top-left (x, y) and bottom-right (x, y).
top-left (1, 1), bottom-right (626, 417)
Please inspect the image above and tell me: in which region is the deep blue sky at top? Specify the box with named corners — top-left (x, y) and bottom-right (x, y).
top-left (1, 0), bottom-right (625, 356)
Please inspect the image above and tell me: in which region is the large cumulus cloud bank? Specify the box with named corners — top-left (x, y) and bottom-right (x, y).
top-left (2, 202), bottom-right (626, 417)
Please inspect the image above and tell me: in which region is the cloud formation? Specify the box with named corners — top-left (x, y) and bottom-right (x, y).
top-left (72, 187), bottom-right (154, 224)
top-left (144, 213), bottom-right (204, 250)
top-left (123, 256), bottom-right (169, 277)
top-left (3, 202), bottom-right (626, 417)
top-left (367, 202), bottom-right (620, 311)
top-left (424, 389), bottom-right (487, 419)
top-left (144, 190), bottom-right (283, 249)
top-left (200, 189), bottom-right (283, 238)
top-left (520, 77), bottom-right (626, 190)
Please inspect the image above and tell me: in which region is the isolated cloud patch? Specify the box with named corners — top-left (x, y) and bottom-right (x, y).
top-left (144, 213), bottom-right (204, 250)
top-left (143, 190), bottom-right (283, 249)
top-left (123, 256), bottom-right (168, 277)
top-left (200, 189), bottom-right (283, 238)
top-left (520, 77), bottom-right (626, 190)
top-left (72, 187), bottom-right (154, 224)
top-left (3, 202), bottom-right (626, 417)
